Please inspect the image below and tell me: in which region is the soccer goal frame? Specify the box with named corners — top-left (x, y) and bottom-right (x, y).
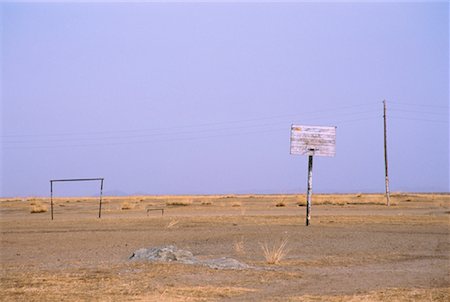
top-left (50, 178), bottom-right (104, 220)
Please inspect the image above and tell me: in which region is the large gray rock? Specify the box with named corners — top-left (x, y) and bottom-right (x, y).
top-left (129, 245), bottom-right (249, 270)
top-left (129, 245), bottom-right (195, 264)
top-left (202, 257), bottom-right (250, 270)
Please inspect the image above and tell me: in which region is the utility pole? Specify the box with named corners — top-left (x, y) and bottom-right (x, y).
top-left (383, 100), bottom-right (390, 206)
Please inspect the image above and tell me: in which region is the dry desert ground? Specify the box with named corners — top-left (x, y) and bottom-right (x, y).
top-left (1, 193), bottom-right (449, 301)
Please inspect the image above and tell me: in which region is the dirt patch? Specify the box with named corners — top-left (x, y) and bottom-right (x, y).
top-left (1, 193), bottom-right (449, 301)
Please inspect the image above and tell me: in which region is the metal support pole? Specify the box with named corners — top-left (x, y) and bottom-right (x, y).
top-left (306, 155), bottom-right (314, 226)
top-left (50, 181), bottom-right (54, 220)
top-left (383, 100), bottom-right (390, 206)
top-left (98, 179), bottom-right (104, 218)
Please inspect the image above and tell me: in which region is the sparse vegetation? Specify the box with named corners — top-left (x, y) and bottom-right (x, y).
top-left (275, 200), bottom-right (286, 207)
top-left (30, 203), bottom-right (48, 213)
top-left (201, 200), bottom-right (212, 206)
top-left (322, 200), bottom-right (346, 206)
top-left (234, 237), bottom-right (245, 255)
top-left (121, 202), bottom-right (134, 210)
top-left (260, 238), bottom-right (289, 265)
top-left (3, 199), bottom-right (22, 203)
top-left (166, 199), bottom-right (193, 206)
top-left (166, 219), bottom-right (179, 229)
top-left (1, 193), bottom-right (448, 301)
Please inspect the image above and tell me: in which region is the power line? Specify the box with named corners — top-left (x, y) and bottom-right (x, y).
top-left (2, 99), bottom-right (446, 150)
top-left (389, 101), bottom-right (449, 110)
top-left (2, 115), bottom-right (383, 150)
top-left (1, 102), bottom-right (379, 138)
top-left (390, 108), bottom-right (448, 115)
top-left (334, 116), bottom-right (380, 125)
top-left (2, 121), bottom-right (289, 144)
top-left (2, 101), bottom-right (445, 140)
top-left (3, 127), bottom-right (289, 150)
top-left (2, 109), bottom-right (380, 144)
top-left (390, 116), bottom-right (448, 123)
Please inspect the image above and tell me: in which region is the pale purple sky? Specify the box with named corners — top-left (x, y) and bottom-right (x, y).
top-left (1, 1), bottom-right (448, 197)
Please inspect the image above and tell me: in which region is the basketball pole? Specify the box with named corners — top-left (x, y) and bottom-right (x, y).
top-left (306, 154), bottom-right (314, 226)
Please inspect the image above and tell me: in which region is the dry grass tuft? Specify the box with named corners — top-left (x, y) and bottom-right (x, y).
top-left (166, 199), bottom-right (193, 206)
top-left (234, 237), bottom-right (246, 255)
top-left (166, 219), bottom-right (179, 229)
top-left (232, 202), bottom-right (241, 207)
top-left (322, 200), bottom-right (346, 206)
top-left (298, 287), bottom-right (450, 302)
top-left (121, 202), bottom-right (134, 210)
top-left (170, 286), bottom-right (256, 300)
top-left (260, 238), bottom-right (289, 265)
top-left (275, 200), bottom-right (286, 207)
top-left (30, 203), bottom-right (48, 213)
top-left (3, 198), bottom-right (21, 203)
top-left (240, 207), bottom-right (247, 216)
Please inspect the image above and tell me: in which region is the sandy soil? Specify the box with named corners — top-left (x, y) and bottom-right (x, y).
top-left (1, 193), bottom-right (449, 301)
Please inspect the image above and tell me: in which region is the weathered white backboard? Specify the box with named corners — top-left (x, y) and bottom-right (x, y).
top-left (290, 125), bottom-right (336, 157)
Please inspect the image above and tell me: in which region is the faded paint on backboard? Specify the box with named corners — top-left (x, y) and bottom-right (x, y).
top-left (290, 125), bottom-right (336, 157)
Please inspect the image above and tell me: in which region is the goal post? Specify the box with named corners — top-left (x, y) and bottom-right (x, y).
top-left (50, 178), bottom-right (104, 220)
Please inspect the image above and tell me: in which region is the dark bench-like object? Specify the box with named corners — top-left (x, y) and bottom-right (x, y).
top-left (146, 208), bottom-right (164, 216)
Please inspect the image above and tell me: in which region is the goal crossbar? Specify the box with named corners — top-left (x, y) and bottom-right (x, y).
top-left (50, 178), bottom-right (104, 220)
